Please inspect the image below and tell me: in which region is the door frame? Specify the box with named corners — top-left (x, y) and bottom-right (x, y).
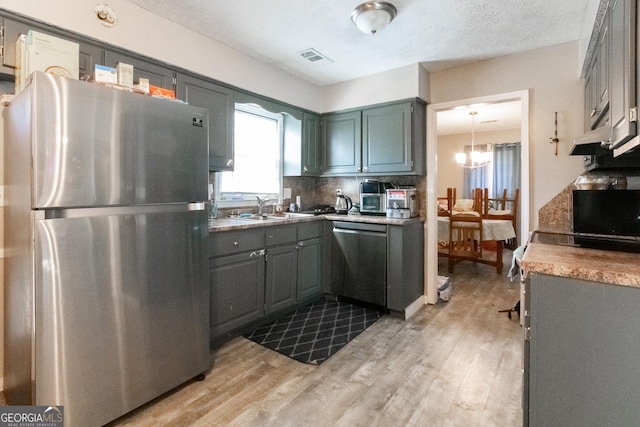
top-left (424, 90), bottom-right (530, 304)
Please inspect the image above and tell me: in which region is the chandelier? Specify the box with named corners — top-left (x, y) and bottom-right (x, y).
top-left (455, 111), bottom-right (493, 168)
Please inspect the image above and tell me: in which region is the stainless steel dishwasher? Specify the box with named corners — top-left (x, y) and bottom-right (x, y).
top-left (331, 221), bottom-right (387, 307)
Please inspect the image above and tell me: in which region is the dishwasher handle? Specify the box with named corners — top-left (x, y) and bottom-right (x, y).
top-left (333, 227), bottom-right (387, 238)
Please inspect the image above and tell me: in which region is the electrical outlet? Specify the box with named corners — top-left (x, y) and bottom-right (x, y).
top-left (283, 187), bottom-right (292, 199)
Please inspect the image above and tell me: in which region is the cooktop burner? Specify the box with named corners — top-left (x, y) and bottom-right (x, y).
top-left (300, 205), bottom-right (336, 215)
top-left (532, 231), bottom-right (640, 253)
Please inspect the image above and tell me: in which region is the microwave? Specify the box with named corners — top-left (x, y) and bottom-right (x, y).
top-left (573, 189), bottom-right (640, 252)
top-left (360, 180), bottom-right (393, 215)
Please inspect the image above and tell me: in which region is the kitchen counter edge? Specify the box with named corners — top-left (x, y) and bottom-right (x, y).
top-left (209, 214), bottom-right (424, 232)
top-left (521, 241), bottom-right (640, 288)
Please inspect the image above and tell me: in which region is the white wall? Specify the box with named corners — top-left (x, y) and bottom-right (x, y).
top-left (0, 0), bottom-right (325, 112)
top-left (437, 128), bottom-right (522, 197)
top-left (0, 0), bottom-right (431, 113)
top-left (322, 63), bottom-right (430, 112)
top-left (430, 42), bottom-right (586, 230)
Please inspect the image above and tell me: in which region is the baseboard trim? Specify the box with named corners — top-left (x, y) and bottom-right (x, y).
top-left (404, 295), bottom-right (426, 320)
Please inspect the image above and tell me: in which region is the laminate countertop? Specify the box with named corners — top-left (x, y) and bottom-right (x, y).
top-left (521, 242), bottom-right (640, 288)
top-left (208, 213), bottom-right (424, 232)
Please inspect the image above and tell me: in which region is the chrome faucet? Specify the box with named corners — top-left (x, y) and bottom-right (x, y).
top-left (256, 196), bottom-right (277, 215)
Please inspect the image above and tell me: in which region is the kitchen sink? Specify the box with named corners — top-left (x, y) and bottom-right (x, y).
top-left (233, 213), bottom-right (314, 222)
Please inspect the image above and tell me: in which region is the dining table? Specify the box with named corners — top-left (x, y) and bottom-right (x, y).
top-left (437, 216), bottom-right (516, 274)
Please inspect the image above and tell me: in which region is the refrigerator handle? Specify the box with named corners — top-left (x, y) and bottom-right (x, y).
top-left (40, 203), bottom-right (207, 219)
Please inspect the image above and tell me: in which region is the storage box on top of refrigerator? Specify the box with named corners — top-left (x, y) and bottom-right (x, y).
top-left (386, 188), bottom-right (418, 218)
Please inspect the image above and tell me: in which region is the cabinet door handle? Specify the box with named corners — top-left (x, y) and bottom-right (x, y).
top-left (226, 159), bottom-right (234, 167)
top-left (363, 167), bottom-right (368, 173)
top-left (233, 241), bottom-right (239, 246)
top-left (303, 166), bottom-right (308, 173)
top-left (590, 107), bottom-right (599, 118)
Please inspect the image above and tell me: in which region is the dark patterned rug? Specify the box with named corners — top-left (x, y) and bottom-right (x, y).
top-left (245, 298), bottom-right (382, 365)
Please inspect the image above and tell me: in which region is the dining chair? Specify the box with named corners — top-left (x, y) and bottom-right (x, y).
top-left (482, 188), bottom-right (520, 248)
top-left (448, 212), bottom-right (483, 273)
top-left (438, 187), bottom-right (456, 217)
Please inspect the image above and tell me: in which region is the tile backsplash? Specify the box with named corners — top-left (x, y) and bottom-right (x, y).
top-left (209, 172), bottom-right (426, 218)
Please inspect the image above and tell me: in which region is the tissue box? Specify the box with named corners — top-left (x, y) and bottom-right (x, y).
top-left (116, 62), bottom-right (134, 86)
top-left (94, 64), bottom-right (118, 83)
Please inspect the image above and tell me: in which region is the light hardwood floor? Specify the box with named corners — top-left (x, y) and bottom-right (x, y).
top-left (108, 252), bottom-right (523, 427)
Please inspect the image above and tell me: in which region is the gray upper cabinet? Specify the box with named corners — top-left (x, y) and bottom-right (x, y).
top-left (363, 102), bottom-right (413, 174)
top-left (176, 73), bottom-right (234, 171)
top-left (321, 99), bottom-right (425, 177)
top-left (583, 0), bottom-right (637, 153)
top-left (301, 112), bottom-right (323, 176)
top-left (1, 17), bottom-right (102, 81)
top-left (321, 110), bottom-right (362, 176)
top-left (608, 0), bottom-right (636, 149)
top-left (283, 111), bottom-right (319, 177)
top-left (104, 51), bottom-right (175, 89)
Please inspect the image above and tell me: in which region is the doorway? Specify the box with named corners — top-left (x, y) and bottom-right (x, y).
top-left (424, 90), bottom-right (530, 304)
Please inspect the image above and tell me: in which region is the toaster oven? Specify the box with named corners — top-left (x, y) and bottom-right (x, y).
top-left (359, 180), bottom-right (393, 215)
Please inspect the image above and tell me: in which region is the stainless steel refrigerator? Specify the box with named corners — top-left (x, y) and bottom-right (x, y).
top-left (4, 72), bottom-right (210, 426)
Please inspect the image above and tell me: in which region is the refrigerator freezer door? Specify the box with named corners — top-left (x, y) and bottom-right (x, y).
top-left (26, 72), bottom-right (209, 208)
top-left (33, 208), bottom-right (209, 426)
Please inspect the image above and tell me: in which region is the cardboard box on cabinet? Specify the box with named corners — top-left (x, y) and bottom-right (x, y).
top-left (15, 30), bottom-right (79, 93)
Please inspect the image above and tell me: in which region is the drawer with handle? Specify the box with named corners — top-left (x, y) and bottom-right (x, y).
top-left (209, 229), bottom-right (265, 258)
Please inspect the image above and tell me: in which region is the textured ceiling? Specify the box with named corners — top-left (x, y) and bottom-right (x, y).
top-left (125, 0), bottom-right (593, 87)
top-left (437, 101), bottom-right (522, 135)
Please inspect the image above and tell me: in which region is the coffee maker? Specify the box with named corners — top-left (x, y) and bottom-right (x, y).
top-left (386, 188), bottom-right (418, 218)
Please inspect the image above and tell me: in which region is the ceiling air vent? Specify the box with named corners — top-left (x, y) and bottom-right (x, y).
top-left (298, 48), bottom-right (333, 63)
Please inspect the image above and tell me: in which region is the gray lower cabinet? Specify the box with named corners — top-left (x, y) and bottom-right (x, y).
top-left (265, 244), bottom-right (298, 313)
top-left (525, 273), bottom-right (640, 426)
top-left (176, 73), bottom-right (235, 171)
top-left (297, 236), bottom-right (323, 300)
top-left (209, 250), bottom-right (265, 339)
top-left (209, 221), bottom-right (324, 341)
top-left (386, 222), bottom-right (424, 312)
top-left (265, 224), bottom-right (299, 314)
top-left (208, 228), bottom-right (265, 339)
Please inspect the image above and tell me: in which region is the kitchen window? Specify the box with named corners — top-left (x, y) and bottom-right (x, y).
top-left (216, 104), bottom-right (283, 206)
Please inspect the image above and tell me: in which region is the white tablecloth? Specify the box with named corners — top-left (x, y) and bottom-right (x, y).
top-left (437, 217), bottom-right (516, 241)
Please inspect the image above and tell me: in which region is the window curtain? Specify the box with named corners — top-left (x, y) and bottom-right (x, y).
top-left (463, 142), bottom-right (521, 199)
top-left (463, 164), bottom-right (489, 198)
top-left (492, 142), bottom-right (521, 199)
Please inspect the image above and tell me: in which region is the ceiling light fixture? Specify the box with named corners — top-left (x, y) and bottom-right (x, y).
top-left (455, 111), bottom-right (493, 169)
top-left (351, 1), bottom-right (397, 35)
